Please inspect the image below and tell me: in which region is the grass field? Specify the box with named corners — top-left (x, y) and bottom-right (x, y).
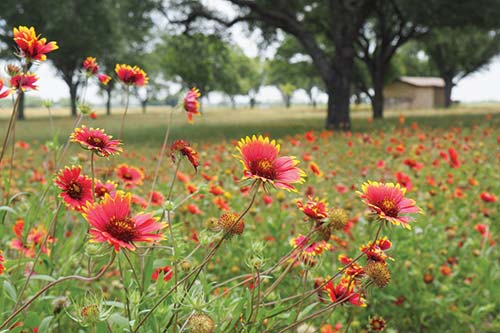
top-left (0, 105), bottom-right (499, 332)
top-left (3, 104), bottom-right (500, 145)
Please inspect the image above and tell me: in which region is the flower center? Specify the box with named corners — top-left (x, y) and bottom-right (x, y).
top-left (67, 182), bottom-right (82, 199)
top-left (88, 136), bottom-right (105, 148)
top-left (250, 159), bottom-right (276, 180)
top-left (122, 172), bottom-right (133, 180)
top-left (106, 217), bottom-right (136, 242)
top-left (380, 199), bottom-right (399, 217)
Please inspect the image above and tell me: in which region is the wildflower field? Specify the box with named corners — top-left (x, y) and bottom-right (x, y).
top-left (1, 26), bottom-right (500, 333)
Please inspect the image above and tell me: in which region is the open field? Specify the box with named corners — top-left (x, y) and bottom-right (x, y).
top-left (0, 106), bottom-right (499, 332)
top-left (3, 104), bottom-right (500, 145)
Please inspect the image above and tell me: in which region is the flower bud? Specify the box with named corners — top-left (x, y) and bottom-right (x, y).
top-left (365, 261), bottom-right (391, 288)
top-left (186, 313), bottom-right (214, 333)
top-left (327, 208), bottom-right (349, 231)
top-left (217, 212), bottom-right (244, 237)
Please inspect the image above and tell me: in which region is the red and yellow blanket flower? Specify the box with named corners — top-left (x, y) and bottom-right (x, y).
top-left (297, 196), bottom-right (328, 220)
top-left (82, 192), bottom-right (166, 252)
top-left (10, 72), bottom-right (38, 91)
top-left (115, 64), bottom-right (148, 87)
top-left (13, 26), bottom-right (58, 62)
top-left (83, 56), bottom-right (99, 75)
top-left (171, 139), bottom-right (199, 172)
top-left (236, 135), bottom-right (306, 191)
top-left (55, 166), bottom-right (93, 211)
top-left (115, 164), bottom-right (144, 188)
top-left (359, 181), bottom-right (421, 229)
top-left (71, 126), bottom-right (122, 157)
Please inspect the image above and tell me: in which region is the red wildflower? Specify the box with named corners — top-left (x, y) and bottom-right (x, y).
top-left (10, 219), bottom-right (55, 258)
top-left (322, 277), bottom-right (366, 307)
top-left (149, 191), bottom-right (164, 206)
top-left (290, 234), bottom-right (332, 266)
top-left (395, 171), bottom-right (413, 191)
top-left (305, 131), bottom-right (316, 143)
top-left (359, 181), bottom-right (420, 229)
top-left (83, 56), bottom-right (99, 75)
top-left (0, 78), bottom-right (10, 99)
top-left (338, 254), bottom-right (364, 277)
top-left (237, 135), bottom-right (306, 191)
top-left (83, 192), bottom-right (166, 252)
top-left (320, 323), bottom-right (343, 333)
top-left (115, 164), bottom-right (144, 188)
top-left (152, 266), bottom-right (173, 282)
top-left (71, 126), bottom-right (122, 157)
top-left (183, 88), bottom-right (201, 123)
top-left (448, 148), bottom-right (460, 168)
top-left (187, 203), bottom-right (202, 215)
top-left (94, 180), bottom-right (117, 199)
top-left (98, 73), bottom-right (112, 85)
top-left (115, 64), bottom-right (148, 86)
top-left (309, 161), bottom-right (323, 177)
top-left (10, 73), bottom-right (38, 91)
top-left (170, 140), bottom-right (199, 172)
top-left (0, 250), bottom-right (5, 275)
top-left (296, 196), bottom-right (328, 220)
top-left (55, 166), bottom-right (93, 211)
top-left (480, 192), bottom-right (498, 203)
top-left (13, 26), bottom-right (58, 61)
top-left (475, 223), bottom-right (489, 239)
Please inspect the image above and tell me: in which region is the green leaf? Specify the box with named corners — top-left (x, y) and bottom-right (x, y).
top-left (37, 316), bottom-right (54, 333)
top-left (3, 280), bottom-right (17, 302)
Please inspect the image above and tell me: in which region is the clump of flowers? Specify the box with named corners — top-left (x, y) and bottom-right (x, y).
top-left (237, 135), bottom-right (306, 191)
top-left (82, 191), bottom-right (166, 251)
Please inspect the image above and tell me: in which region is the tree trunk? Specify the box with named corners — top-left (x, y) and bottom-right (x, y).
top-left (17, 92), bottom-right (25, 120)
top-left (106, 85), bottom-right (112, 116)
top-left (69, 83), bottom-right (78, 117)
top-left (285, 95), bottom-right (291, 108)
top-left (372, 72), bottom-right (384, 119)
top-left (230, 96), bottom-right (236, 109)
top-left (444, 77), bottom-right (453, 108)
top-left (326, 76), bottom-right (351, 130)
top-left (249, 96), bottom-right (256, 109)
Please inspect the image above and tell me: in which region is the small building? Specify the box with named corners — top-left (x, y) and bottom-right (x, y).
top-left (384, 76), bottom-right (445, 109)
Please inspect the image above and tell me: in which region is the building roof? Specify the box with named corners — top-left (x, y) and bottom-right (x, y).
top-left (398, 76), bottom-right (445, 88)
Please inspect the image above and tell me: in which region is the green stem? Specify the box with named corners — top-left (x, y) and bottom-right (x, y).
top-left (0, 92), bottom-right (21, 168)
top-left (119, 86), bottom-right (130, 140)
